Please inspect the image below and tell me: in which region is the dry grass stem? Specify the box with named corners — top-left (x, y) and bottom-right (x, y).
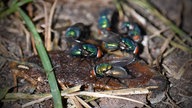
top-left (45, 0), bottom-right (57, 51)
top-left (153, 34), bottom-right (174, 66)
top-left (165, 91), bottom-right (181, 108)
top-left (160, 34), bottom-right (174, 55)
top-left (58, 80), bottom-right (83, 108)
top-left (75, 96), bottom-right (92, 108)
top-left (44, 2), bottom-right (49, 50)
top-left (148, 28), bottom-right (170, 39)
top-left (99, 87), bottom-right (154, 95)
top-left (175, 59), bottom-right (192, 80)
top-left (163, 47), bottom-right (175, 58)
top-left (121, 3), bottom-right (146, 26)
top-left (31, 37), bottom-right (37, 55)
top-left (162, 64), bottom-right (174, 78)
top-left (69, 96), bottom-right (83, 108)
top-left (149, 25), bottom-right (191, 54)
top-left (65, 92), bottom-right (151, 108)
top-left (18, 18), bottom-right (31, 54)
top-left (121, 1), bottom-right (192, 54)
top-left (21, 85), bottom-right (81, 107)
top-left (18, 86), bottom-right (155, 107)
top-left (22, 95), bottom-right (52, 108)
top-left (128, 0), bottom-right (192, 43)
top-left (146, 38), bottom-right (153, 65)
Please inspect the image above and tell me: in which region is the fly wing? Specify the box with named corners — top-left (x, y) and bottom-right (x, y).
top-left (101, 31), bottom-right (121, 43)
top-left (110, 55), bottom-right (136, 67)
top-left (105, 66), bottom-right (132, 79)
top-left (69, 36), bottom-right (85, 50)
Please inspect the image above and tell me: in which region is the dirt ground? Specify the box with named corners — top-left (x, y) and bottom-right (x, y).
top-left (0, 0), bottom-right (192, 108)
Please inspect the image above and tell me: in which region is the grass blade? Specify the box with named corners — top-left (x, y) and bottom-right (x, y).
top-left (17, 7), bottom-right (63, 108)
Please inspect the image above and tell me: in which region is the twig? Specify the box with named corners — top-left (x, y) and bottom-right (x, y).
top-left (162, 63), bottom-right (173, 77)
top-left (145, 28), bottom-right (170, 65)
top-left (166, 89), bottom-right (181, 108)
top-left (113, 0), bottom-right (124, 21)
top-left (129, 0), bottom-right (188, 48)
top-left (4, 86), bottom-right (156, 108)
top-left (31, 36), bottom-right (38, 55)
top-left (161, 33), bottom-right (174, 54)
top-left (65, 92), bottom-right (151, 108)
top-left (43, 1), bottom-right (49, 49)
top-left (76, 96), bottom-right (92, 108)
top-left (121, 1), bottom-right (192, 54)
top-left (148, 24), bottom-right (192, 53)
top-left (175, 59), bottom-right (192, 79)
top-left (66, 96), bottom-right (83, 108)
top-left (145, 36), bottom-right (153, 65)
top-left (58, 80), bottom-right (83, 108)
top-left (154, 33), bottom-right (174, 66)
top-left (120, 2), bottom-right (146, 27)
top-left (22, 95), bottom-right (52, 108)
top-left (160, 35), bottom-right (192, 53)
top-left (127, 0), bottom-right (192, 43)
top-left (17, 18), bottom-right (32, 54)
top-left (148, 28), bottom-right (170, 39)
top-left (21, 85), bottom-right (81, 107)
top-left (163, 47), bottom-right (175, 58)
top-left (99, 86), bottom-right (157, 95)
top-left (45, 0), bottom-right (57, 51)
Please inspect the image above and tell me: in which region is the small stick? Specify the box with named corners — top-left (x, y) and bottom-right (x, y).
top-left (58, 80), bottom-right (83, 108)
top-left (153, 33), bottom-right (174, 67)
top-left (21, 85), bottom-right (81, 107)
top-left (4, 86), bottom-right (156, 107)
top-left (44, 0), bottom-right (58, 51)
top-left (175, 59), bottom-right (192, 80)
top-left (76, 96), bottom-right (92, 108)
top-left (65, 92), bottom-right (151, 108)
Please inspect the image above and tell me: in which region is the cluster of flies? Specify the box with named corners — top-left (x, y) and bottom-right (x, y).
top-left (64, 9), bottom-right (143, 80)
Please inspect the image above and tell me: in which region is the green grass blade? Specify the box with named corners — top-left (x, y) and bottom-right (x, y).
top-left (17, 7), bottom-right (63, 108)
top-left (0, 0), bottom-right (32, 18)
